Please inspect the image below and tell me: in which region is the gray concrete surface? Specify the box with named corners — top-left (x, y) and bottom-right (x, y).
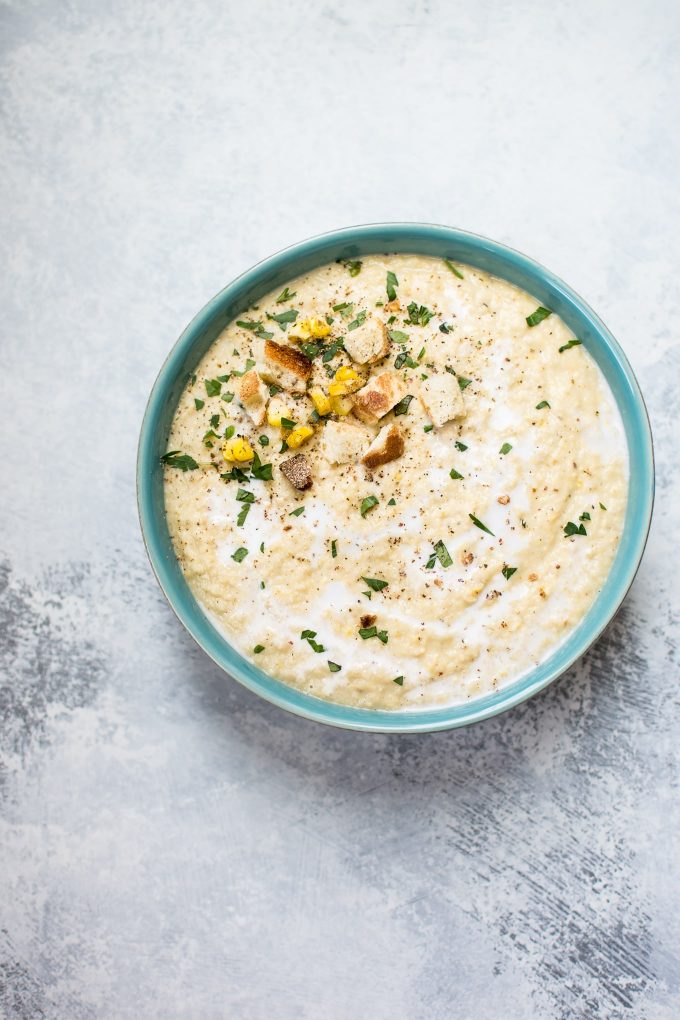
top-left (1, 1), bottom-right (678, 1017)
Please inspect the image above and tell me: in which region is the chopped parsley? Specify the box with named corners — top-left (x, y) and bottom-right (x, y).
top-left (160, 451), bottom-right (198, 471)
top-left (300, 629), bottom-right (316, 639)
top-left (455, 441), bottom-right (468, 452)
top-left (439, 322), bottom-right (452, 334)
top-left (394, 351), bottom-right (418, 370)
top-left (360, 495), bottom-right (379, 517)
top-left (343, 259), bottom-right (363, 276)
top-left (502, 565), bottom-right (517, 580)
top-left (266, 308), bottom-right (299, 330)
top-left (499, 442), bottom-right (513, 455)
top-left (388, 329), bottom-right (409, 343)
top-left (290, 506), bottom-right (305, 517)
top-left (269, 383), bottom-right (282, 397)
top-left (224, 425), bottom-right (235, 440)
top-left (458, 377), bottom-right (472, 390)
top-left (209, 413), bottom-right (220, 429)
top-left (444, 259), bottom-right (464, 279)
top-left (362, 577), bottom-right (388, 592)
top-left (331, 540), bottom-right (338, 558)
top-left (425, 552), bottom-right (437, 569)
top-left (526, 306), bottom-right (552, 327)
top-left (194, 398), bottom-right (205, 410)
top-left (600, 502), bottom-right (607, 511)
top-left (406, 301), bottom-right (434, 326)
top-left (564, 521), bottom-right (587, 537)
top-left (393, 394), bottom-right (414, 416)
top-left (231, 547), bottom-right (248, 562)
top-left (280, 417), bottom-right (297, 430)
top-left (202, 430), bottom-right (219, 448)
top-left (231, 358), bottom-right (256, 378)
top-left (359, 625), bottom-right (388, 643)
top-left (559, 338), bottom-right (583, 353)
top-left (236, 488), bottom-right (255, 503)
top-left (347, 310), bottom-right (367, 331)
top-left (204, 378), bottom-right (221, 397)
top-left (251, 452), bottom-right (273, 481)
top-left (237, 503), bottom-right (251, 527)
top-left (424, 424), bottom-right (434, 433)
top-left (236, 319), bottom-right (274, 339)
top-left (386, 270), bottom-right (399, 301)
top-left (258, 435), bottom-right (269, 446)
top-left (307, 637), bottom-right (325, 653)
top-left (328, 661), bottom-right (342, 672)
top-left (393, 675), bottom-right (404, 686)
top-left (321, 338), bottom-right (346, 363)
top-left (580, 511), bottom-right (591, 521)
top-left (434, 540), bottom-right (453, 568)
top-left (387, 497), bottom-right (396, 506)
top-left (275, 286), bottom-right (296, 303)
top-left (535, 400), bottom-right (551, 410)
top-left (221, 392), bottom-right (235, 403)
top-left (469, 513), bottom-right (494, 536)
top-left (253, 644), bottom-right (265, 654)
top-left (450, 468), bottom-right (464, 480)
top-left (332, 301), bottom-right (354, 317)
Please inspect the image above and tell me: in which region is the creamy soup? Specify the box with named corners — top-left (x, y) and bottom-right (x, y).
top-left (163, 254), bottom-right (628, 709)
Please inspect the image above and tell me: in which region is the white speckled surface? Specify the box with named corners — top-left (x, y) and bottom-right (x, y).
top-left (1, 1), bottom-right (678, 1017)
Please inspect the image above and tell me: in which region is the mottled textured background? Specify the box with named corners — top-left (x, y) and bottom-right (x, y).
top-left (1, 0), bottom-right (678, 1017)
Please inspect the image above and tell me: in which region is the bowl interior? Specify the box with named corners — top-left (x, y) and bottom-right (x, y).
top-left (137, 224), bottom-right (654, 732)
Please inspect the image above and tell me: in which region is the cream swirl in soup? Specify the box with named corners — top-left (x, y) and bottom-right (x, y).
top-left (163, 254), bottom-right (628, 709)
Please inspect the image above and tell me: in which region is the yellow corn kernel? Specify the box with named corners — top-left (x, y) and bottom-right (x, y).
top-left (286, 425), bottom-right (314, 449)
top-left (310, 387), bottom-right (332, 416)
top-left (329, 365), bottom-right (361, 396)
top-left (290, 316), bottom-right (331, 341)
top-left (222, 436), bottom-right (254, 462)
top-left (330, 394), bottom-right (353, 416)
top-left (267, 400), bottom-right (292, 428)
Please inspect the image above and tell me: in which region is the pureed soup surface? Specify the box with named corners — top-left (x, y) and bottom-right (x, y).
top-left (163, 254), bottom-right (628, 709)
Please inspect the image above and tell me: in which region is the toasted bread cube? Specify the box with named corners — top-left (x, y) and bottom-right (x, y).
top-left (236, 369), bottom-right (269, 426)
top-left (362, 424), bottom-right (405, 469)
top-left (419, 373), bottom-right (466, 427)
top-left (352, 371), bottom-right (407, 425)
top-left (343, 317), bottom-right (390, 365)
top-left (258, 338), bottom-right (312, 394)
top-left (280, 453), bottom-right (313, 490)
top-left (321, 419), bottom-right (372, 465)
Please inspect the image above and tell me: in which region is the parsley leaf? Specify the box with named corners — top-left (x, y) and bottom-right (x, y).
top-left (258, 435), bottom-right (269, 446)
top-left (205, 378), bottom-right (221, 397)
top-left (231, 547), bottom-right (248, 562)
top-left (450, 468), bottom-right (464, 480)
top-left (564, 521), bottom-right (587, 537)
top-left (458, 377), bottom-right (472, 390)
top-left (362, 577), bottom-right (388, 592)
top-left (343, 260), bottom-right (362, 276)
top-left (580, 511), bottom-right (591, 521)
top-left (275, 287), bottom-right (296, 303)
top-left (600, 502), bottom-right (607, 511)
top-left (194, 398), bottom-right (205, 410)
top-left (455, 441), bottom-right (468, 452)
top-left (237, 503), bottom-right (251, 527)
top-left (406, 301), bottom-right (433, 326)
top-left (434, 540), bottom-right (452, 568)
top-left (526, 306), bottom-right (552, 327)
top-left (236, 319), bottom-right (273, 339)
top-left (161, 451), bottom-right (198, 471)
top-left (347, 310), bottom-right (367, 331)
top-left (251, 452), bottom-right (273, 481)
top-left (388, 329), bottom-right (409, 343)
top-left (386, 270), bottom-right (399, 301)
top-left (331, 539), bottom-right (338, 558)
top-left (253, 644), bottom-right (265, 654)
top-left (559, 338), bottom-right (583, 353)
top-left (266, 308), bottom-right (299, 330)
top-left (236, 488), bottom-right (255, 503)
top-left (290, 506), bottom-right (305, 517)
top-left (444, 259), bottom-right (464, 279)
top-left (469, 513), bottom-right (494, 536)
top-left (499, 442), bottom-right (513, 455)
top-left (360, 495), bottom-right (379, 517)
top-left (328, 661), bottom-right (341, 672)
top-left (393, 675), bottom-right (404, 686)
top-left (393, 394), bottom-right (414, 416)
top-left (502, 565), bottom-right (517, 580)
top-left (535, 400), bottom-right (551, 409)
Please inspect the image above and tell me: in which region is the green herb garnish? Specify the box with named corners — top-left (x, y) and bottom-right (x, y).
top-left (393, 675), bottom-right (404, 686)
top-left (469, 513), bottom-right (494, 536)
top-left (251, 452), bottom-right (273, 481)
top-left (439, 322), bottom-right (452, 334)
top-left (600, 502), bottom-right (607, 511)
top-left (388, 497), bottom-right (396, 506)
top-left (205, 378), bottom-right (221, 397)
top-left (236, 319), bottom-right (273, 339)
top-left (290, 506), bottom-right (305, 517)
top-left (424, 424), bottom-right (434, 433)
top-left (224, 425), bottom-right (235, 440)
top-left (266, 308), bottom-right (299, 330)
top-left (258, 435), bottom-right (269, 446)
top-left (280, 417), bottom-right (297, 430)
top-left (362, 577), bottom-right (388, 592)
top-left (332, 301), bottom-right (353, 316)
top-left (502, 565), bottom-right (517, 580)
top-left (499, 442), bottom-right (513, 455)
top-left (535, 400), bottom-right (551, 410)
top-left (388, 329), bottom-right (409, 343)
top-left (455, 441), bottom-right (468, 452)
top-left (221, 392), bottom-right (235, 403)
top-left (526, 306), bottom-right (552, 327)
top-left (276, 287), bottom-right (296, 303)
top-left (253, 644), bottom-right (265, 654)
top-left (194, 398), bottom-right (205, 410)
top-left (160, 451), bottom-right (198, 471)
top-left (347, 310), bottom-right (367, 331)
top-left (458, 377), bottom-right (472, 390)
top-left (236, 488), bottom-right (255, 503)
top-left (406, 301), bottom-right (433, 326)
top-left (450, 468), bottom-right (463, 480)
top-left (564, 521), bottom-right (587, 537)
top-left (393, 394), bottom-right (414, 416)
top-left (360, 495), bottom-right (379, 517)
top-left (386, 270), bottom-right (399, 301)
top-left (580, 511), bottom-right (591, 521)
top-left (343, 260), bottom-right (362, 276)
top-left (328, 661), bottom-right (342, 672)
top-left (444, 259), bottom-right (464, 279)
top-left (231, 547), bottom-right (248, 562)
top-left (202, 430), bottom-right (219, 448)
top-left (331, 540), bottom-right (338, 558)
top-left (237, 503), bottom-right (251, 527)
top-left (434, 540), bottom-right (452, 568)
top-left (559, 338), bottom-right (583, 353)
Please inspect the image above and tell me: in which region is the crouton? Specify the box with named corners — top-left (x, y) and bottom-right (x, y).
top-left (280, 453), bottom-right (313, 490)
top-left (352, 371), bottom-right (408, 425)
top-left (419, 373), bottom-right (466, 427)
top-left (362, 424), bottom-right (405, 469)
top-left (343, 317), bottom-right (390, 365)
top-left (236, 369), bottom-right (269, 426)
top-left (321, 419), bottom-right (372, 465)
top-left (258, 338), bottom-right (312, 393)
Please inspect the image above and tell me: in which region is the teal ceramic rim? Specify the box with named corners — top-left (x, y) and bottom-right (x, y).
top-left (137, 223), bottom-right (654, 733)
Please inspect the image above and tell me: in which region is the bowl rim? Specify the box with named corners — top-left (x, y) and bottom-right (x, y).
top-left (137, 222), bottom-right (654, 733)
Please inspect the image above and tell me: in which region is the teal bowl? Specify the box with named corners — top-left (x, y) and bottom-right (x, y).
top-left (137, 224), bottom-right (654, 732)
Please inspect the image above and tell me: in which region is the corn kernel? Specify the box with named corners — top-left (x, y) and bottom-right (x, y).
top-left (286, 425), bottom-right (314, 449)
top-left (310, 387), bottom-right (332, 416)
top-left (267, 398), bottom-right (292, 428)
top-left (329, 365), bottom-right (361, 396)
top-left (222, 436), bottom-right (254, 462)
top-left (334, 365), bottom-right (360, 384)
top-left (330, 394), bottom-right (353, 416)
top-left (290, 316), bottom-right (331, 341)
